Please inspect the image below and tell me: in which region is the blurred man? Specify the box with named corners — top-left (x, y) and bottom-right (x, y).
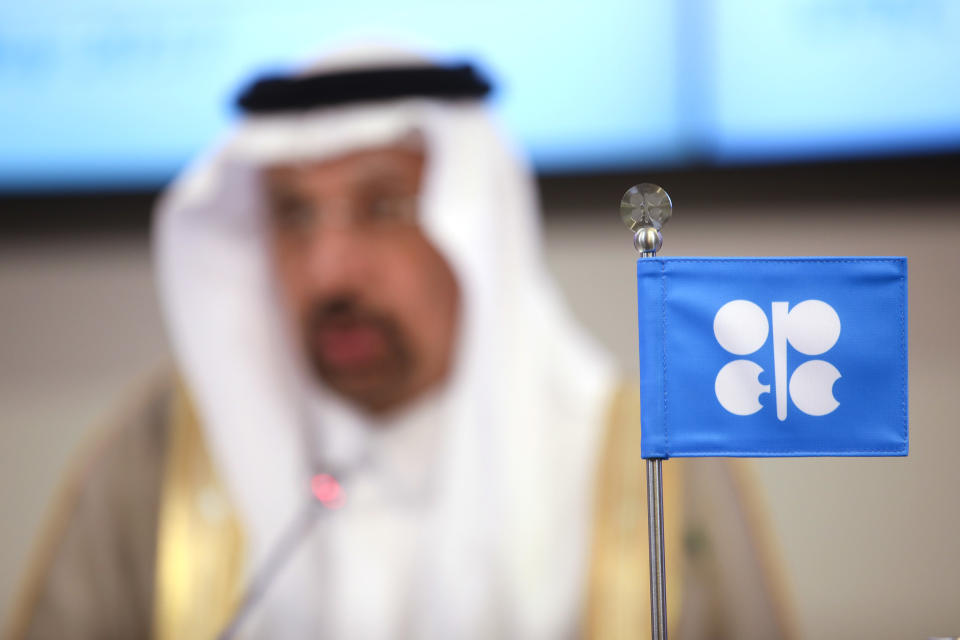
top-left (10, 47), bottom-right (789, 639)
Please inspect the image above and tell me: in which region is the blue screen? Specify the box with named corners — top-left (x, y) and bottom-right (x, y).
top-left (1, 0), bottom-right (959, 190)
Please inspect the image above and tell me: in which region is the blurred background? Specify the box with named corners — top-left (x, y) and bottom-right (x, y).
top-left (1, 0), bottom-right (959, 638)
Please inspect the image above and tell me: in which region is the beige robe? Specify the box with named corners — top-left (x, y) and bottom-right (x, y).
top-left (6, 376), bottom-right (794, 640)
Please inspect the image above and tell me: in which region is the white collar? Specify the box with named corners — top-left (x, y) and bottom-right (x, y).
top-left (308, 386), bottom-right (448, 507)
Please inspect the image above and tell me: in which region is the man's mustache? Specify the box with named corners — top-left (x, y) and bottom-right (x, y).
top-left (307, 296), bottom-right (399, 335)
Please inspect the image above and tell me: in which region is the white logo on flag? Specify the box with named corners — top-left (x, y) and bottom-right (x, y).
top-left (713, 299), bottom-right (841, 420)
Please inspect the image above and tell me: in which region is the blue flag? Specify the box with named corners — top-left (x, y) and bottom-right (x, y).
top-left (637, 257), bottom-right (908, 458)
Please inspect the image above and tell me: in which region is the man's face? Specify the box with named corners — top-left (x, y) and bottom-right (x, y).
top-left (263, 144), bottom-right (460, 414)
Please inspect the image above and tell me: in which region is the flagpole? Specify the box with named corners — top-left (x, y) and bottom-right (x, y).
top-left (646, 458), bottom-right (667, 638)
top-left (622, 183), bottom-right (673, 640)
top-left (635, 224), bottom-right (668, 640)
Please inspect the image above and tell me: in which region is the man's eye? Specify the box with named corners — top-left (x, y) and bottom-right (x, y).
top-left (362, 195), bottom-right (417, 225)
top-left (272, 198), bottom-right (314, 229)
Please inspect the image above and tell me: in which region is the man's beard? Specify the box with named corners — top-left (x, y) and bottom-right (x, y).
top-left (303, 295), bottom-right (413, 406)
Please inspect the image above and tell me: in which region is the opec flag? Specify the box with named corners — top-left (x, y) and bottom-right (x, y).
top-left (637, 257), bottom-right (908, 458)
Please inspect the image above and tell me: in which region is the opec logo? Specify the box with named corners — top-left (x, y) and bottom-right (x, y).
top-left (713, 299), bottom-right (842, 421)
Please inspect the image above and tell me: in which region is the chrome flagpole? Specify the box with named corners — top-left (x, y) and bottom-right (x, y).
top-left (645, 458), bottom-right (667, 639)
top-left (621, 184), bottom-right (672, 640)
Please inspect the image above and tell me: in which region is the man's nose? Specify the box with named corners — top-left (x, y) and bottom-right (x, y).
top-left (304, 226), bottom-right (373, 293)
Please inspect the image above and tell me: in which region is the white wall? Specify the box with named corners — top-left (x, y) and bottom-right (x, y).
top-left (2, 202), bottom-right (958, 638)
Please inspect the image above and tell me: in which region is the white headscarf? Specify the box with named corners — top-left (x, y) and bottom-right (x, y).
top-left (154, 47), bottom-right (616, 639)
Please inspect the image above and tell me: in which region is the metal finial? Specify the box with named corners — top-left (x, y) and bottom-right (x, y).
top-left (633, 227), bottom-right (663, 254)
top-left (620, 183), bottom-right (672, 256)
top-left (620, 183), bottom-right (672, 231)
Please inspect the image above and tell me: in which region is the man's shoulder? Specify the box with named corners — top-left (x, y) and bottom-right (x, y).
top-left (55, 371), bottom-right (178, 520)
top-left (81, 371), bottom-right (176, 508)
top-left (7, 372), bottom-right (177, 640)
top-left (95, 372), bottom-right (175, 470)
